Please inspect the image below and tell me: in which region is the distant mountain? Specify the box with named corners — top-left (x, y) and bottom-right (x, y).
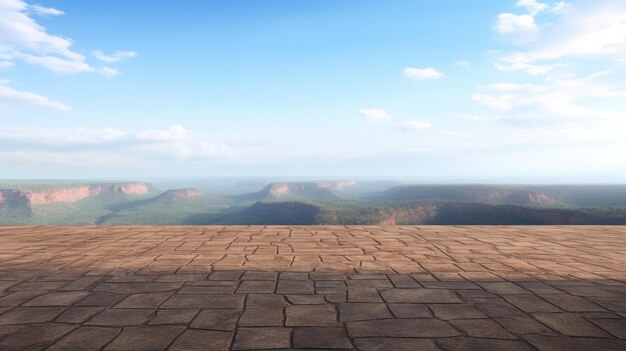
top-left (369, 185), bottom-right (559, 206)
top-left (233, 181), bottom-right (356, 202)
top-left (154, 188), bottom-right (202, 201)
top-left (0, 182), bottom-right (150, 206)
top-left (219, 200), bottom-right (626, 225)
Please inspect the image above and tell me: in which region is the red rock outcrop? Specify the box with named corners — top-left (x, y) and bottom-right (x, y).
top-left (0, 183), bottom-right (149, 205)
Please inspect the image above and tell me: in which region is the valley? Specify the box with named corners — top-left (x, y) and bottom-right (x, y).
top-left (2, 179), bottom-right (626, 225)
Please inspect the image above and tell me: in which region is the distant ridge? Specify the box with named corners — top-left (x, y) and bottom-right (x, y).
top-left (233, 181), bottom-right (356, 202)
top-left (369, 185), bottom-right (558, 206)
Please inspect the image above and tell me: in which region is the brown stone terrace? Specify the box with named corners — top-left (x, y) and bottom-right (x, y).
top-left (0, 226), bottom-right (625, 351)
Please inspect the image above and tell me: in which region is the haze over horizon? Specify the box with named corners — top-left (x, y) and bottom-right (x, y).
top-left (2, 0), bottom-right (626, 181)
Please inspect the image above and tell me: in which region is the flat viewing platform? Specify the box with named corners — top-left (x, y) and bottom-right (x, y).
top-left (0, 226), bottom-right (625, 350)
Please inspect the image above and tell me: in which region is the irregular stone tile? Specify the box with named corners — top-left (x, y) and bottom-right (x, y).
top-left (286, 305), bottom-right (338, 326)
top-left (56, 307), bottom-right (105, 324)
top-left (86, 309), bottom-right (154, 327)
top-left (429, 304), bottom-right (487, 320)
top-left (276, 280), bottom-right (314, 294)
top-left (76, 292), bottom-right (127, 306)
top-left (348, 288), bottom-right (383, 302)
top-left (354, 338), bottom-right (442, 351)
top-left (104, 325), bottom-right (184, 351)
top-left (231, 327), bottom-right (291, 350)
top-left (236, 280), bottom-right (276, 294)
top-left (524, 334), bottom-right (626, 351)
top-left (242, 271), bottom-right (278, 280)
top-left (246, 294), bottom-right (289, 306)
top-left (293, 327), bottom-right (353, 349)
top-left (239, 306), bottom-right (284, 326)
top-left (495, 316), bottom-right (552, 334)
top-left (0, 306), bottom-right (65, 325)
top-left (114, 292), bottom-right (172, 309)
top-left (0, 323), bottom-right (76, 350)
top-left (388, 303), bottom-right (432, 318)
top-left (347, 319), bottom-right (459, 337)
top-left (48, 326), bottom-right (120, 351)
top-left (161, 294), bottom-right (244, 309)
top-left (92, 282), bottom-right (181, 294)
top-left (338, 303), bottom-right (392, 321)
top-left (532, 312), bottom-right (611, 337)
top-left (178, 286), bottom-right (236, 294)
top-left (438, 337), bottom-right (536, 351)
top-left (450, 319), bottom-right (517, 339)
top-left (590, 318), bottom-right (626, 339)
top-left (169, 330), bottom-right (232, 351)
top-left (503, 295), bottom-right (561, 313)
top-left (477, 282), bottom-right (531, 295)
top-left (149, 309), bottom-right (198, 325)
top-left (22, 291), bottom-right (88, 306)
top-left (286, 295), bottom-right (326, 305)
top-left (541, 294), bottom-right (605, 312)
top-left (190, 309), bottom-right (241, 330)
top-left (381, 289), bottom-right (462, 303)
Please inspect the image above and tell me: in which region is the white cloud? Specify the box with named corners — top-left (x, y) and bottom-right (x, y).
top-left (0, 83), bottom-right (71, 112)
top-left (0, 60), bottom-right (14, 68)
top-left (0, 0), bottom-right (134, 75)
top-left (0, 125), bottom-right (233, 159)
top-left (29, 4), bottom-right (63, 16)
top-left (359, 108), bottom-right (431, 131)
top-left (403, 67), bottom-right (443, 80)
top-left (92, 50), bottom-right (137, 63)
top-left (453, 60), bottom-right (471, 67)
top-left (494, 13), bottom-right (538, 43)
top-left (515, 0), bottom-right (548, 15)
top-left (99, 67), bottom-right (118, 77)
top-left (358, 108), bottom-right (393, 123)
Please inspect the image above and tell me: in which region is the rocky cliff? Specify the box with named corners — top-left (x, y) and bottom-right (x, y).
top-left (0, 182), bottom-right (149, 206)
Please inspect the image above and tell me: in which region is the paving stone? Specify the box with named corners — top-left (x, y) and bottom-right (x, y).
top-left (438, 337), bottom-right (536, 351)
top-left (381, 289), bottom-right (462, 303)
top-left (76, 292), bottom-right (127, 306)
top-left (93, 282), bottom-right (181, 294)
top-left (86, 308), bottom-right (154, 327)
top-left (286, 295), bottom-right (326, 305)
top-left (276, 280), bottom-right (314, 294)
top-left (231, 327), bottom-right (291, 350)
top-left (236, 280), bottom-right (276, 294)
top-left (190, 308), bottom-right (241, 330)
top-left (541, 294), bottom-right (606, 312)
top-left (347, 318), bottom-right (459, 337)
top-left (293, 327), bottom-right (353, 349)
top-left (56, 307), bottom-right (105, 324)
top-left (149, 309), bottom-right (198, 325)
top-left (590, 318), bottom-right (626, 338)
top-left (338, 303), bottom-right (392, 321)
top-left (495, 316), bottom-right (552, 334)
top-left (48, 326), bottom-right (120, 351)
top-left (354, 338), bottom-right (442, 351)
top-left (503, 295), bottom-right (561, 312)
top-left (286, 305), bottom-right (339, 326)
top-left (429, 304), bottom-right (487, 320)
top-left (23, 291), bottom-right (88, 306)
top-left (178, 285), bottom-right (236, 294)
top-left (0, 306), bottom-right (65, 325)
top-left (104, 325), bottom-right (184, 351)
top-left (246, 294), bottom-right (289, 306)
top-left (347, 288), bottom-right (383, 302)
top-left (450, 319), bottom-right (517, 339)
top-left (242, 271), bottom-right (278, 280)
top-left (161, 294), bottom-right (244, 309)
top-left (478, 282), bottom-right (531, 295)
top-left (239, 306), bottom-right (284, 326)
top-left (532, 312), bottom-right (611, 337)
top-left (388, 303), bottom-right (432, 318)
top-left (0, 323), bottom-right (77, 350)
top-left (523, 334), bottom-right (626, 351)
top-left (114, 292), bottom-right (172, 309)
top-left (169, 330), bottom-right (233, 351)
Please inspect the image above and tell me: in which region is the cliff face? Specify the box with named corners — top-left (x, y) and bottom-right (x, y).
top-left (156, 188), bottom-right (202, 200)
top-left (0, 183), bottom-right (149, 206)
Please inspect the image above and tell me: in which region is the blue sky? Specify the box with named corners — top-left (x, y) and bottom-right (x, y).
top-left (1, 0), bottom-right (625, 181)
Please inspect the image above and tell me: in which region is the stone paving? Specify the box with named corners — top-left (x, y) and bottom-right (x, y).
top-left (0, 225), bottom-right (625, 350)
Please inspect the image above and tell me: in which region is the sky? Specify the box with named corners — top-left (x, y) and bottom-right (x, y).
top-left (1, 0), bottom-right (625, 182)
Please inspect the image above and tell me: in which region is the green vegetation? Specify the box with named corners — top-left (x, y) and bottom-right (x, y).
top-left (2, 180), bottom-right (626, 225)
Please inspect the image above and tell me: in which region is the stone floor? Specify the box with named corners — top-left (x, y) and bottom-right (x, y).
top-left (0, 226), bottom-right (624, 350)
